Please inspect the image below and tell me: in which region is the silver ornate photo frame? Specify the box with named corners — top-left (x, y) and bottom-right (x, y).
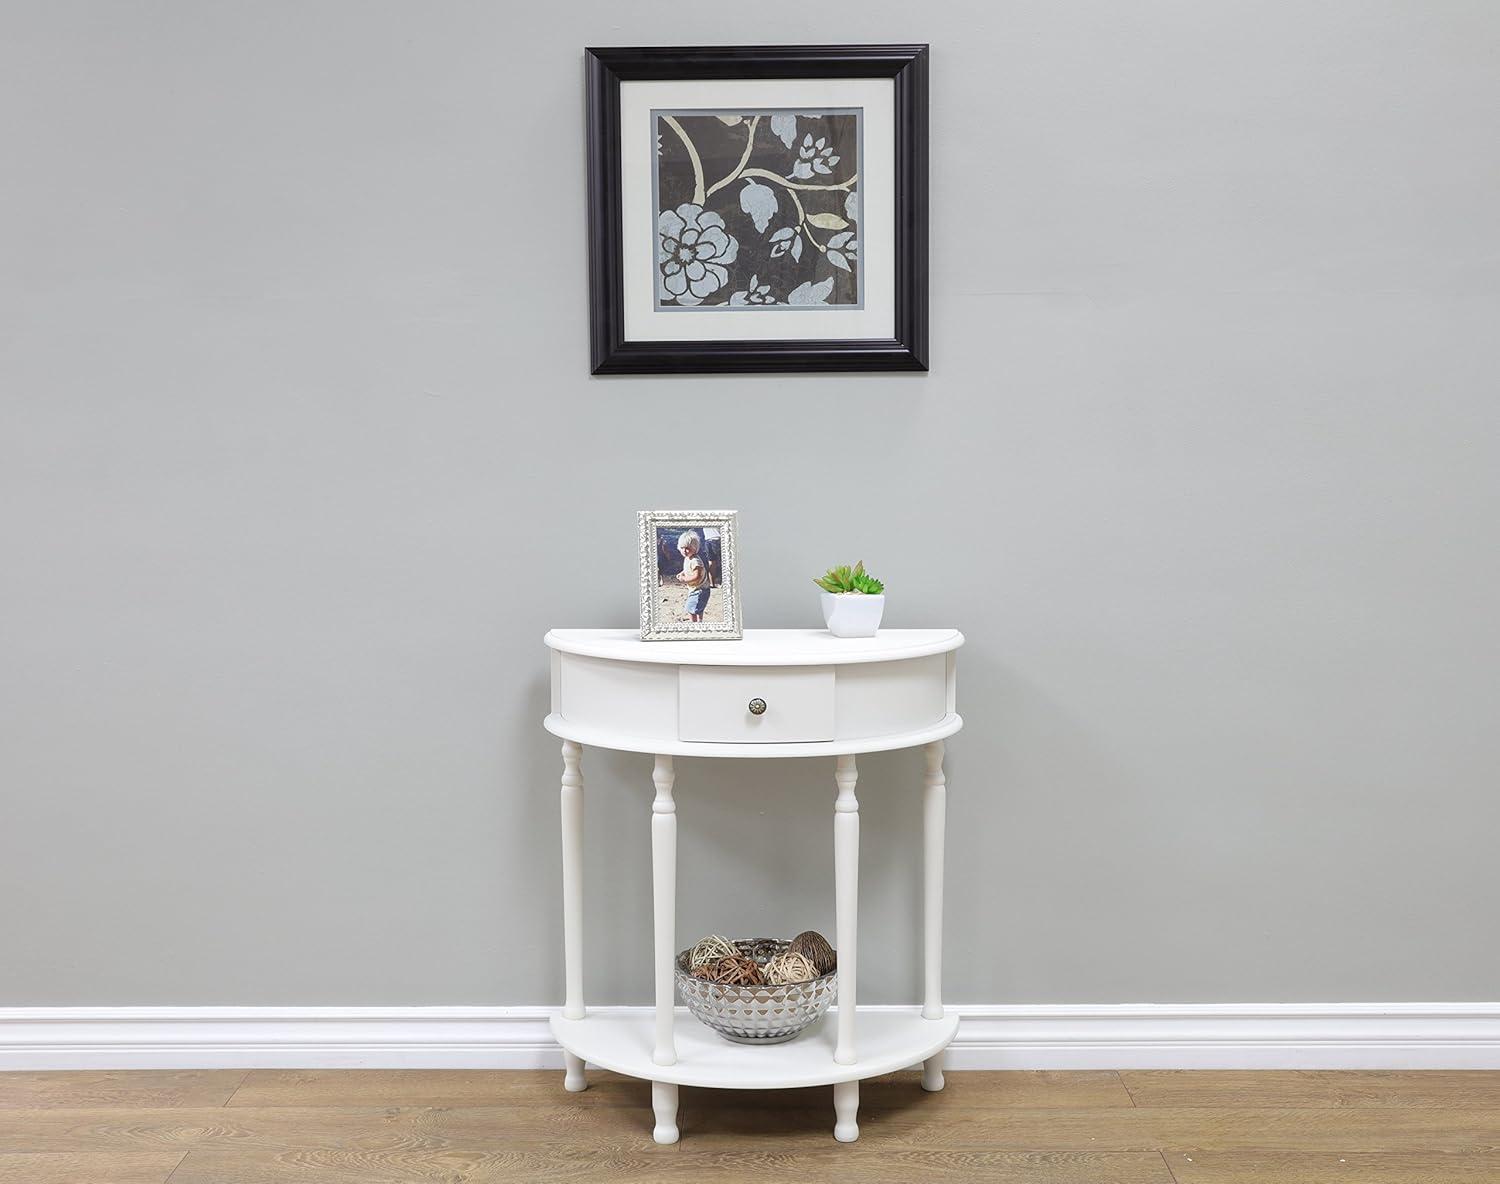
top-left (638, 510), bottom-right (742, 641)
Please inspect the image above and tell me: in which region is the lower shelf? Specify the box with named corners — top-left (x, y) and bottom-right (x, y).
top-left (551, 1007), bottom-right (958, 1089)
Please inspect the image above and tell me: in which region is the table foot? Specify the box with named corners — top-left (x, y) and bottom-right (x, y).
top-left (652, 1080), bottom-right (679, 1144)
top-left (562, 1051), bottom-right (586, 1092)
top-left (921, 1050), bottom-right (945, 1092)
top-left (833, 1079), bottom-right (859, 1142)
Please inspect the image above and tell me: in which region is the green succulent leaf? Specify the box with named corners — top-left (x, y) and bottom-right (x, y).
top-left (814, 561), bottom-right (886, 595)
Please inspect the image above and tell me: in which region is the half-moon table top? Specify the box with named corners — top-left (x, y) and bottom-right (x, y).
top-left (544, 628), bottom-right (963, 666)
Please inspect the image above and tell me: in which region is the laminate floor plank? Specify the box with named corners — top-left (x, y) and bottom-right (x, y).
top-left (0, 1151), bottom-right (184, 1183)
top-left (227, 1070), bottom-right (650, 1109)
top-left (1162, 1148), bottom-right (1500, 1183)
top-left (861, 1069), bottom-right (1135, 1109)
top-left (1124, 1070), bottom-right (1500, 1110)
top-left (0, 1070), bottom-right (246, 1109)
top-left (0, 1104), bottom-right (618, 1156)
top-left (666, 1104), bottom-right (1500, 1152)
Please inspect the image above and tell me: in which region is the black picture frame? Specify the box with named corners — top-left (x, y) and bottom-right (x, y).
top-left (585, 44), bottom-right (929, 375)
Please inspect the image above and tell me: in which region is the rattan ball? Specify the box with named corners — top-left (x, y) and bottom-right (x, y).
top-left (789, 930), bottom-right (836, 976)
top-left (689, 963), bottom-right (720, 981)
top-left (743, 937), bottom-right (784, 962)
top-left (712, 953), bottom-right (764, 987)
top-left (689, 934), bottom-right (738, 970)
top-left (763, 950), bottom-right (819, 985)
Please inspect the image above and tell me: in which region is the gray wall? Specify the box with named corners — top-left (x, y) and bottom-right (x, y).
top-left (3, 1), bottom-right (1497, 1007)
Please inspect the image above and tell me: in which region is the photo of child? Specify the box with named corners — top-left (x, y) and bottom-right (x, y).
top-left (639, 509), bottom-right (740, 640)
top-left (656, 526), bottom-right (725, 624)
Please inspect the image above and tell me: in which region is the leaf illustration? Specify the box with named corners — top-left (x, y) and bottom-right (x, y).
top-left (826, 249), bottom-right (850, 271)
top-left (739, 179), bottom-right (778, 233)
top-left (771, 113), bottom-right (797, 148)
top-left (791, 233), bottom-right (803, 262)
top-left (844, 190), bottom-right (859, 223)
top-left (787, 276), bottom-right (835, 305)
top-left (716, 115), bottom-right (744, 125)
top-left (806, 212), bottom-right (849, 230)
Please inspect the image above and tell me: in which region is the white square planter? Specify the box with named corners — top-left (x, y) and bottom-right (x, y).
top-left (821, 593), bottom-right (886, 638)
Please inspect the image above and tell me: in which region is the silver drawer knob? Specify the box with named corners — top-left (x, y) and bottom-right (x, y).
top-left (748, 698), bottom-right (767, 716)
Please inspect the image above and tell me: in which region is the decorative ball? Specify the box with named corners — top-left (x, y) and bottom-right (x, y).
top-left (763, 951), bottom-right (818, 985)
top-left (689, 963), bottom-right (719, 981)
top-left (712, 953), bottom-right (764, 987)
top-left (744, 937), bottom-right (784, 962)
top-left (689, 934), bottom-right (738, 969)
top-left (789, 930), bottom-right (836, 976)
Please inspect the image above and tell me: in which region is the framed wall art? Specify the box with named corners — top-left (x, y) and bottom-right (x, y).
top-left (587, 45), bottom-right (928, 374)
top-left (638, 509), bottom-right (742, 640)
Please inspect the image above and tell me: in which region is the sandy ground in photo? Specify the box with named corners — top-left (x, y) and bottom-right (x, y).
top-left (657, 577), bottom-right (727, 624)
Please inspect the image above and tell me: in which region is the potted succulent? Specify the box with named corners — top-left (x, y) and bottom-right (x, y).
top-left (814, 561), bottom-right (886, 638)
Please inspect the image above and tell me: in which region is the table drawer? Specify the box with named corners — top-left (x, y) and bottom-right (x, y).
top-left (679, 666), bottom-right (835, 743)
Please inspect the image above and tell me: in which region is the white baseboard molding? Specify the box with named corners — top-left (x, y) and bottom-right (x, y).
top-left (3, 1003), bottom-right (1498, 1071)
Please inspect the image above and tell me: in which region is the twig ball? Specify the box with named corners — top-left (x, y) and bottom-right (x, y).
top-left (712, 953), bottom-right (764, 986)
top-left (763, 951), bottom-right (819, 985)
top-left (789, 930), bottom-right (836, 975)
top-left (689, 934), bottom-right (738, 969)
top-left (744, 937), bottom-right (783, 963)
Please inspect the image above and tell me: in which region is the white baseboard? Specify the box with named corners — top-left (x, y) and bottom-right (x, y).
top-left (3, 1003), bottom-right (1498, 1071)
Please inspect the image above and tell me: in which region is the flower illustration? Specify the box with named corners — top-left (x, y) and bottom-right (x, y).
top-left (729, 274), bottom-right (775, 305)
top-left (658, 203), bottom-right (740, 305)
top-left (791, 133), bottom-right (839, 180)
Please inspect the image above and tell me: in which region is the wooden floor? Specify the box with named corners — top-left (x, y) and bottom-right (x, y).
top-left (1, 1069), bottom-right (1498, 1182)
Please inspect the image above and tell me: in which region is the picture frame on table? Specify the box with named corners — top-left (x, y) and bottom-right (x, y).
top-left (587, 45), bottom-right (929, 375)
top-left (639, 509), bottom-right (742, 641)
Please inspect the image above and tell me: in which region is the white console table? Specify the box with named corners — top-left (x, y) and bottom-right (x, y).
top-left (543, 627), bottom-right (963, 1144)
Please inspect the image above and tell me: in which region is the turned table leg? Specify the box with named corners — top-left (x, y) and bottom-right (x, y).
top-left (833, 1079), bottom-right (859, 1142)
top-left (918, 738), bottom-right (942, 1092)
top-left (921, 739), bottom-right (947, 1092)
top-left (923, 739), bottom-right (946, 1020)
top-left (834, 754), bottom-right (859, 1066)
top-left (652, 754), bottom-right (677, 1068)
top-left (652, 1080), bottom-right (680, 1145)
top-left (559, 740), bottom-right (587, 1092)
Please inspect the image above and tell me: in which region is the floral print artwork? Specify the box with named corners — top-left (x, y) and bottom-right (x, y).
top-left (653, 109), bottom-right (860, 309)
